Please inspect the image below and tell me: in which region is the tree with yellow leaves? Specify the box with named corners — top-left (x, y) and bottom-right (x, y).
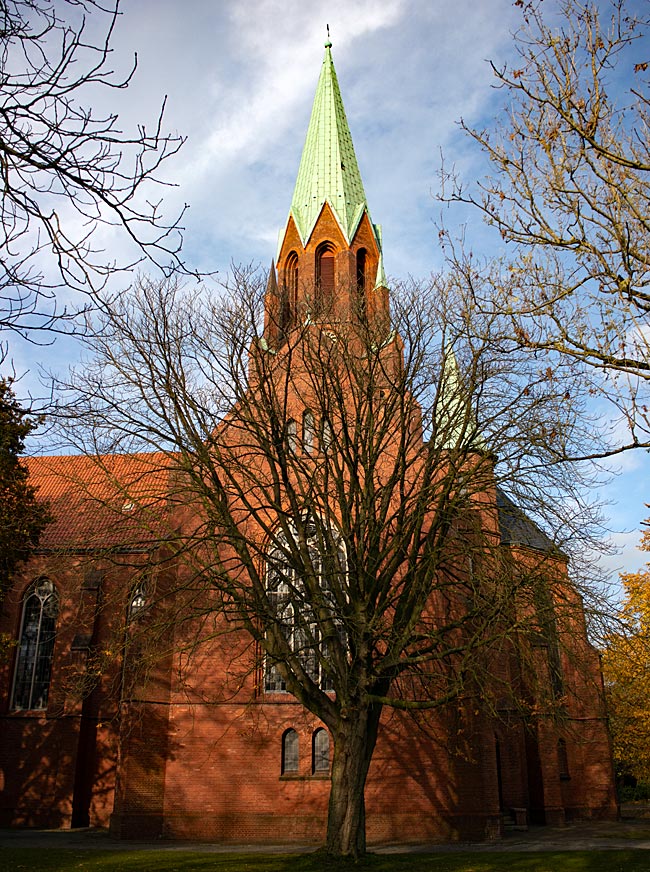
top-left (447, 0), bottom-right (650, 450)
top-left (603, 521), bottom-right (650, 785)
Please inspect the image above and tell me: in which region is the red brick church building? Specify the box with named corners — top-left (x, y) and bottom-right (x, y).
top-left (0, 43), bottom-right (617, 845)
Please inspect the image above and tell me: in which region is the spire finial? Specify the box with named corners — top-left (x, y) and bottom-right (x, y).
top-left (325, 24), bottom-right (332, 48)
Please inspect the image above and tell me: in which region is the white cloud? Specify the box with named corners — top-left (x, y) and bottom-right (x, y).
top-left (599, 528), bottom-right (649, 590)
top-left (79, 0), bottom-right (523, 277)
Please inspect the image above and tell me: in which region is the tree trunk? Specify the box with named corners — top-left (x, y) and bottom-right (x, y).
top-left (325, 702), bottom-right (382, 857)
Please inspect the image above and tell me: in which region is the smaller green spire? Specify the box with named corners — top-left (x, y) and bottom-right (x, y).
top-left (373, 224), bottom-right (387, 289)
top-left (435, 347), bottom-right (485, 451)
top-left (289, 42), bottom-right (369, 245)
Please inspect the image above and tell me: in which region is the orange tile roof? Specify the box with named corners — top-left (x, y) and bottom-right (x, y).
top-left (24, 452), bottom-right (175, 551)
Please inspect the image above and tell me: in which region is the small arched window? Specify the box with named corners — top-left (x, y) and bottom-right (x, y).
top-left (282, 252), bottom-right (299, 331)
top-left (316, 243), bottom-right (335, 315)
top-left (12, 578), bottom-right (59, 711)
top-left (282, 728), bottom-right (299, 774)
top-left (312, 728), bottom-right (330, 774)
top-left (302, 410), bottom-right (315, 454)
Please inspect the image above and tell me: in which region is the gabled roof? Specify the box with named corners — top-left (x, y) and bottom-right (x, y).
top-left (496, 487), bottom-right (559, 555)
top-left (289, 41), bottom-right (370, 246)
top-left (25, 452), bottom-right (173, 551)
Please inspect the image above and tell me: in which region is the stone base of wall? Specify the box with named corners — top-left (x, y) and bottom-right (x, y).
top-left (107, 810), bottom-right (505, 845)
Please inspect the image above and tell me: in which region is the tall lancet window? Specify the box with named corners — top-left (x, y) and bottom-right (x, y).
top-left (316, 242), bottom-right (335, 315)
top-left (356, 248), bottom-right (367, 318)
top-left (303, 410), bottom-right (315, 454)
top-left (282, 252), bottom-right (299, 332)
top-left (12, 579), bottom-right (59, 710)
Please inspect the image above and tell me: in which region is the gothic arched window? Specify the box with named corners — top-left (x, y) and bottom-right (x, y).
top-left (11, 579), bottom-right (59, 710)
top-left (315, 242), bottom-right (335, 315)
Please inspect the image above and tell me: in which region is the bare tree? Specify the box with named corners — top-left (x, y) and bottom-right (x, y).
top-left (445, 0), bottom-right (650, 444)
top-left (54, 268), bottom-right (609, 856)
top-left (0, 0), bottom-right (188, 349)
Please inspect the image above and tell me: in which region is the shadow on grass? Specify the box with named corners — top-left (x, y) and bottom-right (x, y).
top-left (2, 849), bottom-right (650, 872)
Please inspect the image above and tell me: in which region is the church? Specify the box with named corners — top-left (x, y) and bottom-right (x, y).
top-left (0, 42), bottom-right (618, 846)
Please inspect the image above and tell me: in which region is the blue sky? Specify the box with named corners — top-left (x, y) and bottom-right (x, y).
top-left (6, 0), bottom-right (650, 584)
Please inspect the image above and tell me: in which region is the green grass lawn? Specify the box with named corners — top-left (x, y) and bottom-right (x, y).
top-left (1, 849), bottom-right (649, 872)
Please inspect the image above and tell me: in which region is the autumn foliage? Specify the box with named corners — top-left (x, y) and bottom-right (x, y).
top-left (602, 521), bottom-right (650, 784)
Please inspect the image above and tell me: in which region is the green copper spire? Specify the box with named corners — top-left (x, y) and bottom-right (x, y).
top-left (290, 41), bottom-right (369, 245)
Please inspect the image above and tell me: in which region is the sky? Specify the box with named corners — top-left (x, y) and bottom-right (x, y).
top-left (6, 0), bottom-right (650, 586)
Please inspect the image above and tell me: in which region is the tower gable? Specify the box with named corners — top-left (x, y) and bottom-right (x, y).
top-left (270, 202), bottom-right (386, 337)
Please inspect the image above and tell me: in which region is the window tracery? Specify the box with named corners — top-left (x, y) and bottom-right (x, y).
top-left (11, 578), bottom-right (59, 711)
top-left (264, 521), bottom-right (346, 694)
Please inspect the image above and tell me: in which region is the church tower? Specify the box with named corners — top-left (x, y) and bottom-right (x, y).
top-left (264, 40), bottom-right (389, 345)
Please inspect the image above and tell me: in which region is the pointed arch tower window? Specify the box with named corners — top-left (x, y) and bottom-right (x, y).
top-left (356, 248), bottom-right (366, 292)
top-left (315, 242), bottom-right (335, 315)
top-left (11, 578), bottom-right (59, 710)
top-left (356, 248), bottom-right (367, 318)
top-left (282, 251), bottom-right (299, 331)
